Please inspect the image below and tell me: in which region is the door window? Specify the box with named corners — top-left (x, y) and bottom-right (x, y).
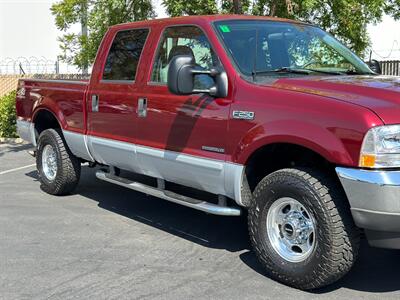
top-left (103, 28), bottom-right (149, 81)
top-left (151, 26), bottom-right (216, 89)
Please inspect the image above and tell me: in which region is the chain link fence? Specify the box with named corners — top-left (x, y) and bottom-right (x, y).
top-left (0, 74), bottom-right (90, 97)
top-left (0, 75), bottom-right (21, 97)
top-left (0, 57), bottom-right (89, 97)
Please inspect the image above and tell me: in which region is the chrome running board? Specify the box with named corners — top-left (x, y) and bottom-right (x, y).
top-left (96, 171), bottom-right (241, 216)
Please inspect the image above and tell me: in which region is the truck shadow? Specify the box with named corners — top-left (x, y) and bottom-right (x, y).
top-left (318, 243), bottom-right (400, 293)
top-left (239, 241), bottom-right (400, 294)
top-left (26, 165), bottom-right (400, 293)
top-left (0, 142), bottom-right (33, 157)
top-left (75, 166), bottom-right (250, 253)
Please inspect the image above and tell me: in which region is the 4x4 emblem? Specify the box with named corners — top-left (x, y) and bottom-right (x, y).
top-left (232, 111), bottom-right (255, 120)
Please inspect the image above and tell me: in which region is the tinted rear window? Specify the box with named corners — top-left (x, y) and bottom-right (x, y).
top-left (103, 28), bottom-right (149, 81)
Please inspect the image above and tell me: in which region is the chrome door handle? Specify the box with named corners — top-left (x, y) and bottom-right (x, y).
top-left (92, 94), bottom-right (99, 112)
top-left (137, 97), bottom-right (147, 118)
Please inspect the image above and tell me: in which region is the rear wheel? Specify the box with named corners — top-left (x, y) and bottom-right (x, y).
top-left (36, 129), bottom-right (81, 195)
top-left (248, 168), bottom-right (360, 290)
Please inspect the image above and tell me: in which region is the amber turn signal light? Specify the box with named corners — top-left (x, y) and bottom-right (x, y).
top-left (359, 154), bottom-right (376, 168)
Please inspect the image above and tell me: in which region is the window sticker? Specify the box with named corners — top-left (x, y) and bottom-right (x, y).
top-left (219, 25), bottom-right (231, 33)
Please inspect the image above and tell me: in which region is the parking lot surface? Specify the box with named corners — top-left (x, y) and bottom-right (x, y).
top-left (1, 142), bottom-right (400, 299)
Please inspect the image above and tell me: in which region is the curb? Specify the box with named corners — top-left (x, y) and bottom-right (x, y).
top-left (0, 137), bottom-right (25, 144)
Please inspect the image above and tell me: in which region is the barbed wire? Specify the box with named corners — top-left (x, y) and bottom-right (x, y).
top-left (369, 40), bottom-right (400, 60)
top-left (0, 57), bottom-right (56, 74)
top-left (0, 56), bottom-right (79, 75)
top-left (1, 51), bottom-right (398, 76)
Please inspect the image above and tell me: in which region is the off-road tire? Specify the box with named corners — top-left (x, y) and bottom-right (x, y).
top-left (36, 129), bottom-right (81, 195)
top-left (248, 168), bottom-right (360, 290)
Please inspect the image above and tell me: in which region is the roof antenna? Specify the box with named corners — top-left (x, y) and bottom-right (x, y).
top-left (252, 29), bottom-right (259, 81)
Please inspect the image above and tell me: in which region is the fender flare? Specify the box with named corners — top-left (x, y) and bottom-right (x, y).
top-left (233, 120), bottom-right (357, 167)
top-left (32, 106), bottom-right (66, 130)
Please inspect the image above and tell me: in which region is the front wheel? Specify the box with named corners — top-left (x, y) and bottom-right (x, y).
top-left (248, 168), bottom-right (360, 290)
top-left (36, 129), bottom-right (81, 195)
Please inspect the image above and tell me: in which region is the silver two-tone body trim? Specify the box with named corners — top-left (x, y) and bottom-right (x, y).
top-left (84, 134), bottom-right (245, 204)
top-left (17, 122), bottom-right (246, 206)
top-left (63, 130), bottom-right (94, 162)
top-left (61, 130), bottom-right (246, 206)
top-left (16, 119), bottom-right (36, 146)
top-left (135, 143), bottom-right (227, 196)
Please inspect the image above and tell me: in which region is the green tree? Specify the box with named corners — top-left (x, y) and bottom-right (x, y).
top-left (162, 0), bottom-right (400, 56)
top-left (162, 0), bottom-right (218, 16)
top-left (384, 0), bottom-right (400, 19)
top-left (51, 0), bottom-right (155, 70)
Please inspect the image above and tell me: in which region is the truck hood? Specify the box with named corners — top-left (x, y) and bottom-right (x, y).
top-left (270, 75), bottom-right (400, 124)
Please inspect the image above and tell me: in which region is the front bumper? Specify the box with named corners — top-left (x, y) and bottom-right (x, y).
top-left (336, 167), bottom-right (400, 249)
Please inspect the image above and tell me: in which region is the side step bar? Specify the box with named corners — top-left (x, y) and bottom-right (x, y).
top-left (96, 171), bottom-right (241, 216)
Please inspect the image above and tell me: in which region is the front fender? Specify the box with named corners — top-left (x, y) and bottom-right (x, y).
top-left (233, 119), bottom-right (364, 167)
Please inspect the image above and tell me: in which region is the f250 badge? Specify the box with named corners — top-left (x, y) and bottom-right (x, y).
top-left (232, 110), bottom-right (255, 120)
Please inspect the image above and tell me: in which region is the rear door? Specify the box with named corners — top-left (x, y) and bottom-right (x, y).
top-left (86, 27), bottom-right (150, 171)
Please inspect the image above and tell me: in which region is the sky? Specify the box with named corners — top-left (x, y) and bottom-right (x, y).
top-left (0, 0), bottom-right (400, 72)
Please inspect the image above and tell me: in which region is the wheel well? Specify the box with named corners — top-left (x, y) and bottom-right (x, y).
top-left (244, 143), bottom-right (336, 192)
top-left (33, 110), bottom-right (61, 138)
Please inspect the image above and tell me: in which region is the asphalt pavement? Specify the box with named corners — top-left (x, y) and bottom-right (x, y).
top-left (1, 142), bottom-right (400, 299)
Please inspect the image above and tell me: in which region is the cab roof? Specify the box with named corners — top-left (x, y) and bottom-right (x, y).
top-left (110, 14), bottom-right (310, 30)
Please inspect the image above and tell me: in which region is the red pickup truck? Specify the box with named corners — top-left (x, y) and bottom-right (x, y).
top-left (15, 15), bottom-right (400, 290)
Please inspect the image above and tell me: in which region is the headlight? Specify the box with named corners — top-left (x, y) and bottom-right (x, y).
top-left (360, 125), bottom-right (400, 168)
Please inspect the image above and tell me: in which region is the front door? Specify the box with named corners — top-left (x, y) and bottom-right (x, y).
top-left (135, 25), bottom-right (232, 195)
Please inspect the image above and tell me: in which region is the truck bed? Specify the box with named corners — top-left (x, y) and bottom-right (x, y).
top-left (16, 78), bottom-right (89, 134)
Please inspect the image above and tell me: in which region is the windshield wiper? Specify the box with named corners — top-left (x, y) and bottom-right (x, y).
top-left (305, 68), bottom-right (375, 76)
top-left (252, 67), bottom-right (311, 79)
top-left (345, 69), bottom-right (375, 75)
top-left (251, 67), bottom-right (348, 81)
top-left (302, 68), bottom-right (344, 75)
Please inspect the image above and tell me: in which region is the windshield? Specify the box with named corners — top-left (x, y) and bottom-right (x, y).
top-left (214, 20), bottom-right (373, 79)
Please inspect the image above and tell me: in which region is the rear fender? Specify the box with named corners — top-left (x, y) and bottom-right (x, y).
top-left (32, 102), bottom-right (67, 130)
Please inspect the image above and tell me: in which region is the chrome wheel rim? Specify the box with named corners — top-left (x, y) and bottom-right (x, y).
top-left (266, 197), bottom-right (316, 263)
top-left (42, 144), bottom-right (57, 181)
